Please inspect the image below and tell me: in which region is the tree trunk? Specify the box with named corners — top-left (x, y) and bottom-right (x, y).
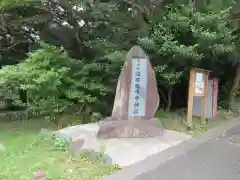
top-left (229, 63), bottom-right (240, 110)
top-left (166, 86), bottom-right (172, 112)
top-left (158, 88), bottom-right (168, 105)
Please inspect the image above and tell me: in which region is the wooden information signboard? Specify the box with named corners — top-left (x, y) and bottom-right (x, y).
top-left (187, 68), bottom-right (209, 127)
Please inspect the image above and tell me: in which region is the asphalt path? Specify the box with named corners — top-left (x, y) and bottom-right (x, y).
top-left (136, 123), bottom-right (240, 180)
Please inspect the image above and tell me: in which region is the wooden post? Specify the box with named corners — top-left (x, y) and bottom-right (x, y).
top-left (187, 68), bottom-right (210, 127)
top-left (187, 69), bottom-right (195, 127)
top-left (201, 71), bottom-right (209, 124)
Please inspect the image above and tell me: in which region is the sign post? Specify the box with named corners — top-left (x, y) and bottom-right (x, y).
top-left (187, 68), bottom-right (209, 127)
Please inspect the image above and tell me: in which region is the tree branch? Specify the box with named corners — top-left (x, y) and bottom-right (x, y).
top-left (0, 40), bottom-right (31, 53)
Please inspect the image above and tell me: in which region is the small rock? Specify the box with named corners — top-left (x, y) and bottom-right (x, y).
top-left (41, 128), bottom-right (53, 133)
top-left (80, 149), bottom-right (113, 164)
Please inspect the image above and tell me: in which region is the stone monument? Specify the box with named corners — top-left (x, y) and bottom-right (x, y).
top-left (97, 46), bottom-right (164, 139)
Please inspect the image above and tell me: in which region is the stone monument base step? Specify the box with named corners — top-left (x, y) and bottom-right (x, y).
top-left (57, 123), bottom-right (191, 167)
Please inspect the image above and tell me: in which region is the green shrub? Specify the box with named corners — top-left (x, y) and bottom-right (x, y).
top-left (0, 42), bottom-right (118, 123)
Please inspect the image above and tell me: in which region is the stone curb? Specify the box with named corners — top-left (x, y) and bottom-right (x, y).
top-left (102, 117), bottom-right (240, 180)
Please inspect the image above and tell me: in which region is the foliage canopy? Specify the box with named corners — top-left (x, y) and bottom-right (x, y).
top-left (0, 0), bottom-right (240, 121)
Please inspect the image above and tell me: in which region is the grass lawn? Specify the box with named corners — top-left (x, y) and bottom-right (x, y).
top-left (156, 108), bottom-right (238, 136)
top-left (0, 119), bottom-right (119, 180)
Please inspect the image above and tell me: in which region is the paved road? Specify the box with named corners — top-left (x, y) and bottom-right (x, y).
top-left (135, 124), bottom-right (240, 180)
